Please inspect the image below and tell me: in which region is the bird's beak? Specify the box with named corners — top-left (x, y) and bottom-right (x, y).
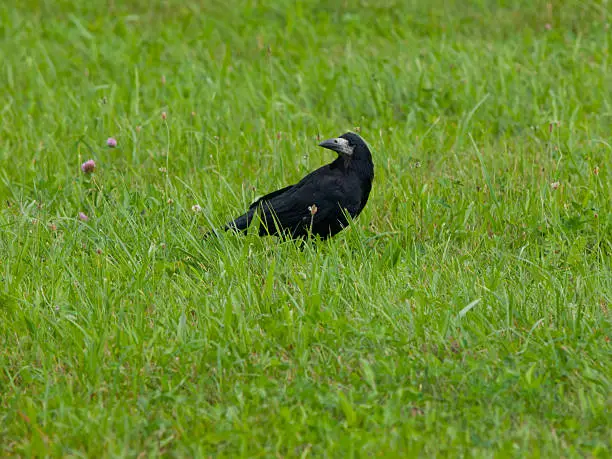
top-left (319, 137), bottom-right (354, 156)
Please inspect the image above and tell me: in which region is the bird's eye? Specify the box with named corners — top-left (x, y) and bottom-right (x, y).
top-left (334, 139), bottom-right (338, 143)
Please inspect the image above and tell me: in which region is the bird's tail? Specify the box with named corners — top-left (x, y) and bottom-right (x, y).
top-left (204, 207), bottom-right (256, 239)
top-left (224, 207), bottom-right (257, 233)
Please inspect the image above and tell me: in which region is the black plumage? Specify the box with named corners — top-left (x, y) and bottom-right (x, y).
top-left (218, 132), bottom-right (374, 240)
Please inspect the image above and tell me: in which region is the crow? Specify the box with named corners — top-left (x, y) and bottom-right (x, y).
top-left (216, 132), bottom-right (374, 240)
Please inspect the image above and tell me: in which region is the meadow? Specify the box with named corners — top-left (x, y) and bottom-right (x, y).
top-left (0, 0), bottom-right (610, 456)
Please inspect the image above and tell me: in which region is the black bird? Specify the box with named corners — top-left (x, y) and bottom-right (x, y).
top-left (218, 132), bottom-right (374, 240)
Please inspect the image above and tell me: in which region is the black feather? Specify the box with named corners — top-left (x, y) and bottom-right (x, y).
top-left (215, 132), bottom-right (374, 240)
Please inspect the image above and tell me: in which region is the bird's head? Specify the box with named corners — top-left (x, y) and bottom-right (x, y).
top-left (318, 132), bottom-right (371, 161)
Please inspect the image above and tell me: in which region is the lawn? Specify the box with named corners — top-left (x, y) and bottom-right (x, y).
top-left (1, 0), bottom-right (610, 456)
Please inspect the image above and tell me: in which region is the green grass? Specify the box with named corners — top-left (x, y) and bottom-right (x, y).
top-left (1, 0), bottom-right (611, 456)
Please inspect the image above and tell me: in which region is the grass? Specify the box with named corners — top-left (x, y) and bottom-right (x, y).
top-left (1, 0), bottom-right (611, 456)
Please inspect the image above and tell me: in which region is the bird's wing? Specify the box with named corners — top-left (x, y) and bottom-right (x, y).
top-left (248, 184), bottom-right (294, 209)
top-left (258, 169), bottom-right (360, 233)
